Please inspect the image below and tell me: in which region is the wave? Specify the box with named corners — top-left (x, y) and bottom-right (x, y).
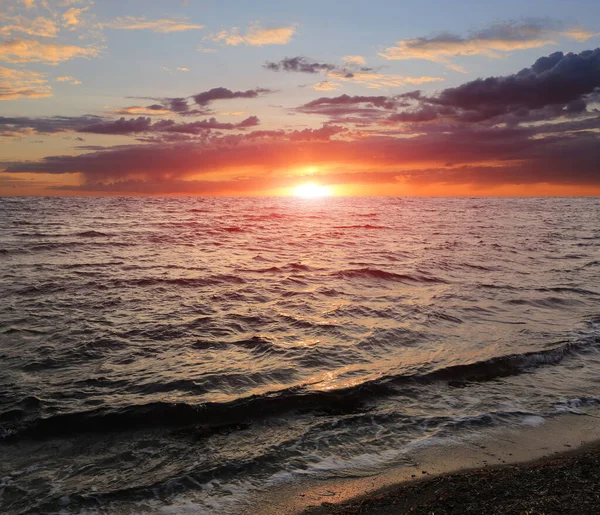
top-left (332, 268), bottom-right (446, 283)
top-left (111, 274), bottom-right (247, 288)
top-left (332, 224), bottom-right (390, 229)
top-left (61, 261), bottom-right (125, 269)
top-left (219, 226), bottom-right (244, 233)
top-left (76, 230), bottom-right (112, 237)
top-left (243, 263), bottom-right (312, 273)
top-left (5, 335), bottom-right (596, 441)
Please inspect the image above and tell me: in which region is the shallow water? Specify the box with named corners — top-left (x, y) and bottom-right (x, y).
top-left (1, 196), bottom-right (599, 513)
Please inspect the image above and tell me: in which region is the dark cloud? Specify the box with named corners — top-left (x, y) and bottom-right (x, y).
top-left (192, 87), bottom-right (273, 106)
top-left (80, 116), bottom-right (260, 135)
top-left (264, 56), bottom-right (374, 79)
top-left (378, 19), bottom-right (595, 72)
top-left (131, 97), bottom-right (208, 117)
top-left (0, 115), bottom-right (104, 136)
top-left (127, 87), bottom-right (274, 117)
top-left (295, 94), bottom-right (404, 121)
top-left (301, 95), bottom-right (400, 111)
top-left (81, 117), bottom-right (154, 134)
top-left (5, 122), bottom-right (598, 190)
top-left (164, 97), bottom-right (194, 113)
top-left (4, 49), bottom-right (600, 194)
top-left (264, 56), bottom-right (337, 74)
top-left (293, 49), bottom-right (600, 127)
top-left (429, 48), bottom-right (600, 121)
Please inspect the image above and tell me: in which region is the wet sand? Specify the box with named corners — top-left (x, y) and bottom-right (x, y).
top-left (245, 409), bottom-right (600, 515)
top-left (304, 440), bottom-right (600, 514)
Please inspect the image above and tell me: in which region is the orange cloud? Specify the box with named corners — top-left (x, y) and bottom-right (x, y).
top-left (0, 38), bottom-right (101, 64)
top-left (380, 20), bottom-right (598, 72)
top-left (55, 75), bottom-right (81, 84)
top-left (328, 70), bottom-right (444, 89)
top-left (62, 7), bottom-right (89, 28)
top-left (206, 22), bottom-right (296, 46)
top-left (313, 81), bottom-right (342, 91)
top-left (0, 14), bottom-right (59, 38)
top-left (342, 55), bottom-right (366, 65)
top-left (0, 66), bottom-right (51, 100)
top-left (112, 106), bottom-right (171, 116)
top-left (103, 16), bottom-right (205, 33)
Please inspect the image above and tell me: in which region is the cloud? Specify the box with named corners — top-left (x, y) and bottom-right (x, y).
top-left (0, 38), bottom-right (101, 64)
top-left (4, 121), bottom-right (599, 194)
top-left (265, 56), bottom-right (443, 89)
top-left (55, 75), bottom-right (81, 85)
top-left (296, 93), bottom-right (428, 120)
top-left (4, 48), bottom-right (599, 194)
top-left (342, 55), bottom-right (366, 65)
top-left (379, 19), bottom-right (598, 71)
top-left (206, 22), bottom-right (296, 46)
top-left (192, 87), bottom-right (273, 106)
top-left (103, 16), bottom-right (204, 33)
top-left (0, 15), bottom-right (59, 38)
top-left (420, 48), bottom-right (600, 123)
top-left (300, 95), bottom-right (401, 112)
top-left (0, 114), bottom-right (103, 137)
top-left (177, 67), bottom-right (189, 72)
top-left (62, 7), bottom-right (89, 27)
top-left (129, 87), bottom-right (274, 117)
top-left (21, 0), bottom-right (35, 8)
top-left (113, 105), bottom-right (171, 116)
top-left (0, 66), bottom-right (51, 100)
top-left (264, 56), bottom-right (338, 74)
top-left (79, 115), bottom-right (260, 135)
top-left (313, 81), bottom-right (342, 91)
top-left (294, 49), bottom-right (600, 126)
top-left (327, 70), bottom-right (444, 89)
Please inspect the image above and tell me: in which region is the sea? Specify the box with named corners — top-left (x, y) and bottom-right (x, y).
top-left (1, 196), bottom-right (599, 514)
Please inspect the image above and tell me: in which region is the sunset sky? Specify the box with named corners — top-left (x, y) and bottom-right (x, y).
top-left (1, 0), bottom-right (600, 196)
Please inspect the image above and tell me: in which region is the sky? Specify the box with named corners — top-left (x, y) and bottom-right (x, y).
top-left (1, 0), bottom-right (600, 196)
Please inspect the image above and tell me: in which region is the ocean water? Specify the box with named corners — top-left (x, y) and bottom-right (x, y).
top-left (1, 196), bottom-right (599, 514)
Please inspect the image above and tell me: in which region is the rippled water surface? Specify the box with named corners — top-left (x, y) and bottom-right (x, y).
top-left (1, 196), bottom-right (599, 513)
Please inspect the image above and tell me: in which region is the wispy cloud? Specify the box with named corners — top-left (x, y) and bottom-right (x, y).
top-left (192, 87), bottom-right (273, 106)
top-left (313, 81), bottom-right (342, 91)
top-left (56, 75), bottom-right (81, 85)
top-left (265, 56), bottom-right (443, 89)
top-left (205, 22), bottom-right (296, 46)
top-left (112, 106), bottom-right (171, 116)
top-left (62, 7), bottom-right (89, 28)
top-left (103, 16), bottom-right (205, 33)
top-left (0, 14), bottom-right (59, 38)
top-left (0, 38), bottom-right (101, 64)
top-left (342, 55), bottom-right (366, 65)
top-left (123, 87), bottom-right (274, 117)
top-left (379, 19), bottom-right (598, 72)
top-left (0, 66), bottom-right (51, 100)
top-left (79, 115), bottom-right (260, 135)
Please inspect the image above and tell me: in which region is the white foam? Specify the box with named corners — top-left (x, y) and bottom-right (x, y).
top-left (520, 415), bottom-right (545, 427)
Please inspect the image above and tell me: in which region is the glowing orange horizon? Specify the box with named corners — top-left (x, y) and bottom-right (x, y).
top-left (293, 183), bottom-right (331, 198)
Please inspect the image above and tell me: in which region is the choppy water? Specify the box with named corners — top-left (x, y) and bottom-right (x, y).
top-left (1, 196), bottom-right (599, 514)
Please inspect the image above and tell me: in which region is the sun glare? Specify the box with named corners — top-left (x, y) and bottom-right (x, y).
top-left (293, 183), bottom-right (331, 198)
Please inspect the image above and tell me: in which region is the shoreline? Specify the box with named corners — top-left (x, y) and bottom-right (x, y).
top-left (243, 409), bottom-right (600, 515)
top-left (304, 439), bottom-right (600, 514)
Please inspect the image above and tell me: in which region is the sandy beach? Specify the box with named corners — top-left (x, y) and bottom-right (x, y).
top-left (304, 441), bottom-right (600, 514)
top-left (247, 409), bottom-right (600, 515)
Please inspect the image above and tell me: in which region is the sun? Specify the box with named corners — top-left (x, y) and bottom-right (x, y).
top-left (293, 183), bottom-right (331, 198)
